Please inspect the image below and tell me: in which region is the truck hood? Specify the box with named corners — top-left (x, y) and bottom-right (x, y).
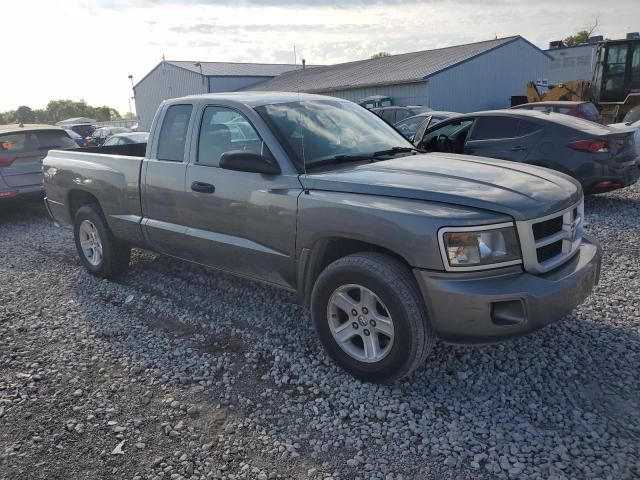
top-left (300, 153), bottom-right (582, 221)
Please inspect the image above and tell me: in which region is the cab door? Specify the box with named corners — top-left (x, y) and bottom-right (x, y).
top-left (464, 116), bottom-right (542, 162)
top-left (181, 105), bottom-right (301, 288)
top-left (141, 103), bottom-right (195, 254)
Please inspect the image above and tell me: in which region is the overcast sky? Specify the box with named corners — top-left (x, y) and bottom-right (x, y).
top-left (2, 0), bottom-right (638, 115)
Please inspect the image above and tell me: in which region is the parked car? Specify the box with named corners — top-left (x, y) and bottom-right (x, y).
top-left (86, 126), bottom-right (132, 146)
top-left (413, 110), bottom-right (639, 193)
top-left (64, 123), bottom-right (96, 140)
top-left (511, 101), bottom-right (602, 123)
top-left (64, 128), bottom-right (86, 147)
top-left (359, 95), bottom-right (392, 109)
top-left (0, 124), bottom-right (77, 201)
top-left (43, 93), bottom-right (601, 382)
top-left (394, 111), bottom-right (459, 139)
top-left (610, 119), bottom-right (640, 158)
top-left (372, 106), bottom-right (427, 125)
top-left (103, 132), bottom-right (149, 146)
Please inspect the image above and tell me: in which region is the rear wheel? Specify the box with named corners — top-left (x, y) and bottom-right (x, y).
top-left (311, 252), bottom-right (434, 383)
top-left (73, 204), bottom-right (130, 278)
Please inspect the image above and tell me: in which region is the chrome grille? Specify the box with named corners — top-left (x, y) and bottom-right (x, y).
top-left (516, 199), bottom-right (584, 274)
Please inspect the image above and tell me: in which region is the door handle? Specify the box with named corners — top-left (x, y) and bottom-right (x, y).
top-left (511, 146), bottom-right (527, 152)
top-left (191, 181), bottom-right (215, 194)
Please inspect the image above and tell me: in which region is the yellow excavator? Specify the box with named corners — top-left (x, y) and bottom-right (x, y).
top-left (526, 38), bottom-right (640, 124)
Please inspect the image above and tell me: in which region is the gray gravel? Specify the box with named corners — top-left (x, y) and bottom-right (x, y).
top-left (1, 186), bottom-right (639, 480)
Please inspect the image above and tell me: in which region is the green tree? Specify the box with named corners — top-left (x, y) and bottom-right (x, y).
top-left (370, 51), bottom-right (391, 59)
top-left (1, 99), bottom-right (122, 125)
top-left (15, 106), bottom-right (36, 123)
top-left (564, 30), bottom-right (590, 47)
top-left (564, 16), bottom-right (600, 47)
top-left (0, 113), bottom-right (6, 125)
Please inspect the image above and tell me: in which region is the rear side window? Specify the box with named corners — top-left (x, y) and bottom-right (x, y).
top-left (157, 104), bottom-right (193, 162)
top-left (517, 120), bottom-right (543, 136)
top-left (469, 117), bottom-right (519, 140)
top-left (0, 130), bottom-right (76, 153)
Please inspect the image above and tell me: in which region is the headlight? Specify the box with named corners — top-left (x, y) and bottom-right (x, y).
top-left (439, 224), bottom-right (522, 271)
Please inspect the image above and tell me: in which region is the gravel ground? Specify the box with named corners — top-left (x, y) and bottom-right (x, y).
top-left (1, 187), bottom-right (639, 480)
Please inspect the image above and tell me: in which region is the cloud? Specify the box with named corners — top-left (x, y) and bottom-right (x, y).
top-left (171, 23), bottom-right (374, 34)
top-left (3, 0), bottom-right (639, 114)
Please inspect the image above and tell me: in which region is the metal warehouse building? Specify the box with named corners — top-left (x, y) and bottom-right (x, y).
top-left (252, 36), bottom-right (550, 112)
top-left (133, 61), bottom-right (309, 129)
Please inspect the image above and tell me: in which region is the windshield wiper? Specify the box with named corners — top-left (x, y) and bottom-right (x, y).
top-left (371, 146), bottom-right (421, 158)
top-left (305, 147), bottom-right (420, 171)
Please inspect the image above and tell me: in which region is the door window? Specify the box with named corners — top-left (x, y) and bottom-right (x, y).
top-left (395, 109), bottom-right (412, 122)
top-left (631, 44), bottom-right (640, 89)
top-left (104, 137), bottom-right (123, 146)
top-left (197, 106), bottom-right (267, 167)
top-left (156, 104), bottom-right (193, 162)
top-left (601, 44), bottom-right (629, 101)
top-left (469, 117), bottom-right (519, 140)
top-left (395, 116), bottom-right (426, 136)
top-left (419, 119), bottom-right (474, 153)
top-left (516, 120), bottom-right (543, 136)
top-left (380, 109), bottom-right (396, 123)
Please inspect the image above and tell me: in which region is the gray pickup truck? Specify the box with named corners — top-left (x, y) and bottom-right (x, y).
top-left (43, 92), bottom-right (601, 382)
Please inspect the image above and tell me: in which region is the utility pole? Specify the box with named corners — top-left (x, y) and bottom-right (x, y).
top-left (194, 62), bottom-right (206, 92)
top-left (128, 75), bottom-right (135, 118)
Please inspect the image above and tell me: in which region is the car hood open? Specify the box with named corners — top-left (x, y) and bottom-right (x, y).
top-left (300, 153), bottom-right (582, 221)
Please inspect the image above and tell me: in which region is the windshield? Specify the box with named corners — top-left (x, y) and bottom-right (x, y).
top-left (255, 99), bottom-right (413, 171)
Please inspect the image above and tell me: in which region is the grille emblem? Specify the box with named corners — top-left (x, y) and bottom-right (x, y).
top-left (565, 219), bottom-right (579, 243)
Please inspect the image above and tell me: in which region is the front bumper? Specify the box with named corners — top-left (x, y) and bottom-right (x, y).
top-left (414, 235), bottom-right (601, 343)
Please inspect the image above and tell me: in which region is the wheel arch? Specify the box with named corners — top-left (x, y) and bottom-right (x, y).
top-left (68, 189), bottom-right (102, 221)
top-left (298, 236), bottom-right (413, 307)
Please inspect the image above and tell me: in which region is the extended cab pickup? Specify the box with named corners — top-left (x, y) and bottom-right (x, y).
top-left (43, 93), bottom-right (602, 382)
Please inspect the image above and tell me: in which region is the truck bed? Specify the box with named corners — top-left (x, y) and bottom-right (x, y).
top-left (43, 147), bottom-right (146, 246)
top-left (78, 142), bottom-right (148, 157)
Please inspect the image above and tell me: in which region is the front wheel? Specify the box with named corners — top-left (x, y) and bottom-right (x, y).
top-left (73, 204), bottom-right (130, 278)
top-left (311, 252), bottom-right (435, 383)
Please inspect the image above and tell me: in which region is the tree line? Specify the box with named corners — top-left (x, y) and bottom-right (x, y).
top-left (0, 99), bottom-right (126, 125)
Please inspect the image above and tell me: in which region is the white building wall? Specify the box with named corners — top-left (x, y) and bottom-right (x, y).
top-left (134, 63), bottom-right (205, 130)
top-left (545, 44), bottom-right (597, 83)
top-left (320, 82), bottom-right (429, 107)
top-left (426, 38), bottom-right (550, 112)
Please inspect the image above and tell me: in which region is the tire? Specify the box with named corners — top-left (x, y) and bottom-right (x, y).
top-left (311, 252), bottom-right (435, 383)
top-left (73, 204), bottom-right (130, 278)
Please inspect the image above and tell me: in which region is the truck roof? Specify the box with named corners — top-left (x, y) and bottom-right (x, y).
top-left (170, 91), bottom-right (339, 108)
top-left (0, 124), bottom-right (64, 135)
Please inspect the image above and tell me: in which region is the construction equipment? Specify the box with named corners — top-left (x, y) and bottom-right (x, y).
top-left (526, 38), bottom-right (640, 124)
top-left (593, 38), bottom-right (640, 123)
top-left (526, 80), bottom-right (591, 103)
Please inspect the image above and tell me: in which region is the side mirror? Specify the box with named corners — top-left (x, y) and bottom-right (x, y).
top-left (219, 150), bottom-right (281, 175)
